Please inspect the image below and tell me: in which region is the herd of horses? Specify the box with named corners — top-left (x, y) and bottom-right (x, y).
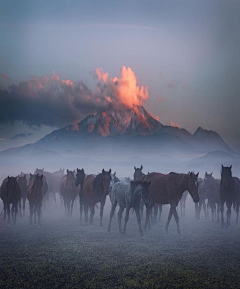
top-left (0, 165), bottom-right (240, 236)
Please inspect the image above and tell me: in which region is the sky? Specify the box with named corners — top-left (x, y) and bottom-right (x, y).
top-left (0, 0), bottom-right (240, 151)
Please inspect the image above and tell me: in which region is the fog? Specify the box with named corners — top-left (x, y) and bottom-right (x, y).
top-left (1, 152), bottom-right (240, 288)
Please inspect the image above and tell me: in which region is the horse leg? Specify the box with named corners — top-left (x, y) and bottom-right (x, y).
top-left (195, 203), bottom-right (199, 219)
top-left (135, 208), bottom-right (143, 237)
top-left (153, 204), bottom-right (158, 225)
top-left (217, 204), bottom-right (220, 222)
top-left (226, 201), bottom-right (232, 228)
top-left (7, 204), bottom-right (10, 224)
top-left (18, 199), bottom-right (22, 217)
top-left (144, 206), bottom-right (152, 231)
top-left (29, 203), bottom-right (33, 225)
top-left (34, 205), bottom-right (37, 224)
top-left (84, 202), bottom-right (89, 223)
top-left (203, 200), bottom-right (207, 218)
top-left (79, 194), bottom-right (83, 222)
top-left (14, 203), bottom-right (18, 224)
top-left (236, 203), bottom-right (239, 224)
top-left (108, 201), bottom-right (117, 232)
top-left (118, 206), bottom-right (124, 234)
top-left (165, 206), bottom-right (174, 233)
top-left (3, 204), bottom-right (6, 221)
top-left (89, 204), bottom-right (95, 225)
top-left (37, 203), bottom-right (42, 226)
top-left (23, 197), bottom-right (26, 217)
top-left (158, 205), bottom-right (162, 223)
top-left (70, 199), bottom-right (74, 216)
top-left (173, 206), bottom-right (181, 234)
top-left (123, 206), bottom-right (130, 235)
top-left (220, 201), bottom-right (225, 227)
top-left (100, 200), bottom-right (105, 227)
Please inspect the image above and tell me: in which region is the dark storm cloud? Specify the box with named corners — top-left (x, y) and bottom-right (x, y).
top-left (11, 133), bottom-right (33, 139)
top-left (0, 72), bottom-right (111, 127)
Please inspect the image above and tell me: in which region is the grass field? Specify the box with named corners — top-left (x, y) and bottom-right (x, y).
top-left (1, 198), bottom-right (240, 289)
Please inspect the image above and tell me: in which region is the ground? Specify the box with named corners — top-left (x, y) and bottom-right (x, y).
top-left (0, 197), bottom-right (240, 289)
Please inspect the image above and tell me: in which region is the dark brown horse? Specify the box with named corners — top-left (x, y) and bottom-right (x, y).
top-left (75, 168), bottom-right (86, 221)
top-left (60, 169), bottom-right (78, 216)
top-left (17, 174), bottom-right (28, 216)
top-left (219, 165), bottom-right (236, 228)
top-left (195, 178), bottom-right (207, 220)
top-left (27, 174), bottom-right (45, 225)
top-left (1, 177), bottom-right (21, 224)
top-left (83, 169), bottom-right (111, 226)
top-left (143, 172), bottom-right (199, 234)
top-left (204, 172), bottom-right (220, 222)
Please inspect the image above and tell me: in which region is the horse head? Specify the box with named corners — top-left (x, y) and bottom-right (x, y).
top-left (133, 165), bottom-right (143, 181)
top-left (6, 176), bottom-right (17, 191)
top-left (101, 169), bottom-right (111, 195)
top-left (33, 174), bottom-right (43, 194)
top-left (221, 165), bottom-right (233, 191)
top-left (187, 172), bottom-right (199, 203)
top-left (75, 168), bottom-right (85, 186)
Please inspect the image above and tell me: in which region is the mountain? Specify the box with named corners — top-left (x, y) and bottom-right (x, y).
top-left (0, 106), bottom-right (235, 160)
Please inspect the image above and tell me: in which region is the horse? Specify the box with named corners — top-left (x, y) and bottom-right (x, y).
top-left (34, 168), bottom-right (57, 207)
top-left (17, 174), bottom-right (28, 216)
top-left (179, 191), bottom-right (188, 217)
top-left (219, 165), bottom-right (237, 228)
top-left (108, 180), bottom-right (151, 236)
top-left (0, 177), bottom-right (21, 224)
top-left (60, 169), bottom-right (78, 216)
top-left (27, 174), bottom-right (45, 225)
top-left (143, 172), bottom-right (199, 234)
top-left (194, 178), bottom-right (207, 220)
top-left (83, 169), bottom-right (111, 226)
top-left (204, 172), bottom-right (220, 222)
top-left (75, 168), bottom-right (86, 221)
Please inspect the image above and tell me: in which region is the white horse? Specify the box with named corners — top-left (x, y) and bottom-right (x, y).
top-left (108, 180), bottom-right (151, 236)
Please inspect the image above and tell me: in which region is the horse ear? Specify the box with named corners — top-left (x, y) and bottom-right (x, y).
top-left (67, 169), bottom-right (69, 173)
top-left (109, 169), bottom-right (111, 174)
top-left (140, 165), bottom-right (143, 170)
top-left (211, 172), bottom-right (213, 176)
top-left (102, 169), bottom-right (105, 174)
top-left (8, 176), bottom-right (9, 180)
top-left (73, 170), bottom-right (75, 173)
top-left (134, 166), bottom-right (136, 170)
top-left (77, 168), bottom-right (79, 172)
top-left (196, 172), bottom-right (199, 178)
top-left (114, 172), bottom-right (116, 176)
top-left (30, 173), bottom-right (32, 176)
top-left (221, 164), bottom-right (223, 169)
top-left (230, 165), bottom-right (232, 169)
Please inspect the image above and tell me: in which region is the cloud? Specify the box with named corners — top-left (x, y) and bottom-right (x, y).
top-left (1, 74), bottom-right (10, 80)
top-left (95, 66), bottom-right (149, 109)
top-left (0, 67), bottom-right (149, 128)
top-left (11, 133), bottom-right (33, 139)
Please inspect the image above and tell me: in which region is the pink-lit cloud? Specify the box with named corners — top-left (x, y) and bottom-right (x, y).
top-left (1, 74), bottom-right (10, 80)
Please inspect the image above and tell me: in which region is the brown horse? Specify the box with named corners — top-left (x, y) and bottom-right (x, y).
top-left (143, 172), bottom-right (199, 234)
top-left (60, 170), bottom-right (78, 216)
top-left (17, 175), bottom-right (28, 216)
top-left (27, 174), bottom-right (45, 225)
top-left (83, 169), bottom-right (111, 226)
top-left (75, 168), bottom-right (86, 221)
top-left (1, 176), bottom-right (22, 224)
